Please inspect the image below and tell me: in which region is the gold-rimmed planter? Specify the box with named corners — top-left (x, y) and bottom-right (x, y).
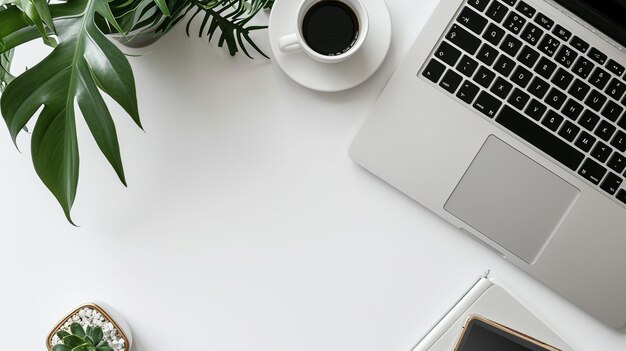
top-left (47, 302), bottom-right (133, 351)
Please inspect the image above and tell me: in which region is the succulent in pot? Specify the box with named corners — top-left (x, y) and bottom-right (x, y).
top-left (48, 303), bottom-right (132, 351)
top-left (52, 324), bottom-right (115, 351)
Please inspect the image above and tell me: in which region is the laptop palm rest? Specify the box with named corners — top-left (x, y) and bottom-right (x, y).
top-left (444, 136), bottom-right (580, 264)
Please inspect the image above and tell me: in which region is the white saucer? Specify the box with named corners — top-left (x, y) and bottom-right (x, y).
top-left (269, 0), bottom-right (392, 92)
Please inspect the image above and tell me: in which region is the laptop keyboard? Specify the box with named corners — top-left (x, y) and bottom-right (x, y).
top-left (421, 0), bottom-right (626, 207)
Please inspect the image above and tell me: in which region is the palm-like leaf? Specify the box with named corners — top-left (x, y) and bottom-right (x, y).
top-left (158, 0), bottom-right (270, 58)
top-left (0, 0), bottom-right (141, 223)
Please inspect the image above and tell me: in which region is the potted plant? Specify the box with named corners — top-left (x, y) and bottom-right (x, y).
top-left (0, 0), bottom-right (271, 224)
top-left (48, 303), bottom-right (132, 351)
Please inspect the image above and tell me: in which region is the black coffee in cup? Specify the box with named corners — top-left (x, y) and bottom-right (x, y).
top-left (302, 1), bottom-right (359, 56)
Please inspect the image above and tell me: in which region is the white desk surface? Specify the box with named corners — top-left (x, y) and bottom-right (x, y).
top-left (1, 0), bottom-right (625, 350)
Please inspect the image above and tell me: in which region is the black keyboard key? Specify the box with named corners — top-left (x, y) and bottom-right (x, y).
top-left (600, 172), bottom-right (623, 195)
top-left (486, 1), bottom-right (509, 22)
top-left (545, 88), bottom-right (567, 109)
top-left (608, 153), bottom-right (626, 173)
top-left (617, 190), bottom-right (626, 204)
top-left (501, 0), bottom-right (516, 5)
top-left (447, 25), bottom-right (482, 55)
top-left (509, 88), bottom-right (530, 110)
top-left (591, 141), bottom-right (612, 163)
top-left (491, 77), bottom-right (513, 98)
top-left (555, 46), bottom-right (578, 68)
top-left (457, 6), bottom-right (489, 35)
top-left (589, 67), bottom-right (611, 90)
top-left (440, 69), bottom-right (463, 93)
top-left (551, 68), bottom-right (573, 90)
top-left (500, 34), bottom-right (523, 57)
top-left (619, 114), bottom-right (626, 130)
top-left (457, 55), bottom-right (480, 77)
top-left (569, 79), bottom-right (590, 101)
top-left (607, 59), bottom-right (625, 77)
top-left (477, 44), bottom-right (499, 66)
top-left (528, 77), bottom-right (549, 98)
top-left (575, 131), bottom-right (596, 152)
top-left (483, 23), bottom-right (506, 46)
top-left (474, 66), bottom-right (497, 87)
top-left (572, 57), bottom-right (594, 78)
top-left (553, 24), bottom-right (571, 41)
top-left (579, 158), bottom-right (607, 185)
top-left (606, 78), bottom-right (626, 101)
top-left (520, 23), bottom-right (543, 46)
top-left (423, 59), bottom-right (446, 83)
top-left (538, 34), bottom-right (560, 57)
top-left (516, 1), bottom-right (535, 17)
top-left (579, 110), bottom-right (601, 131)
top-left (457, 80), bottom-right (480, 104)
top-left (595, 120), bottom-right (617, 142)
top-left (511, 65), bottom-right (532, 88)
top-left (534, 57), bottom-right (557, 79)
top-left (473, 91), bottom-right (502, 118)
top-left (435, 41), bottom-right (462, 66)
top-left (585, 90), bottom-right (607, 112)
top-left (503, 12), bottom-right (526, 34)
top-left (494, 54), bottom-right (516, 77)
top-left (602, 100), bottom-right (624, 122)
top-left (611, 130), bottom-right (626, 152)
top-left (468, 0), bottom-right (490, 12)
top-left (525, 98), bottom-right (547, 120)
top-left (542, 110), bottom-right (564, 131)
top-left (558, 120), bottom-right (580, 142)
top-left (508, 88), bottom-right (530, 110)
top-left (518, 46), bottom-right (540, 68)
top-left (534, 13), bottom-right (554, 30)
top-left (571, 36), bottom-right (589, 53)
top-left (588, 47), bottom-right (607, 65)
top-left (496, 105), bottom-right (585, 170)
top-left (562, 99), bottom-right (584, 120)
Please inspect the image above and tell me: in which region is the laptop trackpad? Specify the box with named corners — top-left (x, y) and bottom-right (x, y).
top-left (444, 136), bottom-right (579, 264)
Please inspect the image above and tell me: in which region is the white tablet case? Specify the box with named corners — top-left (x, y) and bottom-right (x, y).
top-left (412, 275), bottom-right (573, 351)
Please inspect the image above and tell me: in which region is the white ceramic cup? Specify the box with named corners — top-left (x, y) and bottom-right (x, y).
top-left (278, 0), bottom-right (369, 63)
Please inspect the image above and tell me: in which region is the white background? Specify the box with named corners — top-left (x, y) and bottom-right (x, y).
top-left (1, 0), bottom-right (625, 349)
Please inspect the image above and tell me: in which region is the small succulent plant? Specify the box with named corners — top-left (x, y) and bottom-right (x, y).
top-left (53, 323), bottom-right (113, 351)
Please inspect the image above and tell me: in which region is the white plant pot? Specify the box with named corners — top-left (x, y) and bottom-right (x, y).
top-left (109, 30), bottom-right (166, 56)
top-left (47, 302), bottom-right (133, 351)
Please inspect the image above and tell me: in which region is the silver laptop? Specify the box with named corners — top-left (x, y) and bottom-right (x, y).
top-left (350, 0), bottom-right (626, 328)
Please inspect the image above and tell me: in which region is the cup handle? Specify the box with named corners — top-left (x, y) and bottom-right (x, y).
top-left (278, 33), bottom-right (302, 53)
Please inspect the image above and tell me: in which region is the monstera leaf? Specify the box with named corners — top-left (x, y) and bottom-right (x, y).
top-left (1, 0), bottom-right (142, 223)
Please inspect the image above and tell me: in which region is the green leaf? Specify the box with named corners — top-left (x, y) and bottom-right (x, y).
top-left (0, 49), bottom-right (14, 92)
top-left (56, 330), bottom-right (71, 340)
top-left (72, 345), bottom-right (92, 351)
top-left (153, 0), bottom-right (170, 16)
top-left (62, 335), bottom-right (86, 349)
top-left (16, 0), bottom-right (56, 46)
top-left (96, 346), bottom-right (114, 351)
top-left (170, 0), bottom-right (269, 58)
top-left (90, 327), bottom-right (103, 345)
top-left (70, 323), bottom-right (86, 338)
top-left (52, 345), bottom-right (71, 351)
top-left (31, 0), bottom-right (54, 31)
top-left (1, 0), bottom-right (141, 222)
